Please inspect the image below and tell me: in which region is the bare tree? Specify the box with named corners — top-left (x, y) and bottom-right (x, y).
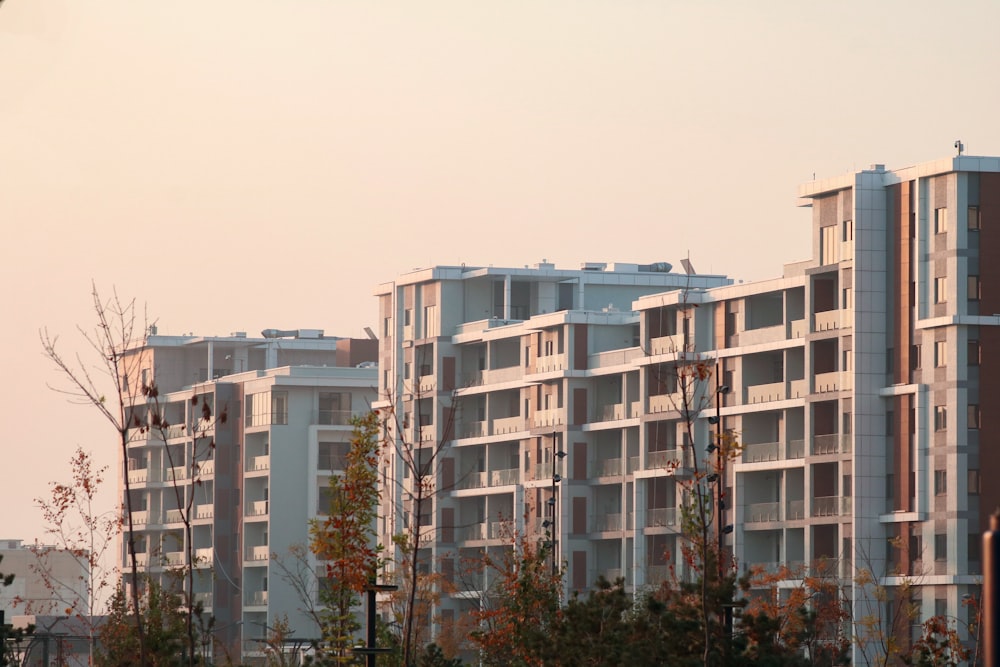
top-left (40, 284), bottom-right (149, 664)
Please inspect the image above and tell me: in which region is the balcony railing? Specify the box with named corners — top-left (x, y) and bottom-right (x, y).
top-left (193, 592), bottom-right (213, 608)
top-left (459, 421), bottom-right (487, 439)
top-left (198, 459), bottom-right (215, 476)
top-left (812, 434), bottom-right (851, 455)
top-left (165, 509), bottom-right (183, 524)
top-left (786, 500), bottom-right (805, 520)
top-left (742, 441), bottom-right (780, 463)
top-left (246, 590), bottom-right (268, 606)
top-left (535, 462), bottom-right (554, 479)
top-left (647, 565), bottom-right (670, 585)
top-left (812, 495), bottom-right (851, 517)
top-left (646, 508), bottom-right (677, 528)
top-left (788, 319), bottom-right (806, 338)
top-left (164, 551), bottom-right (184, 566)
top-left (814, 371), bottom-right (847, 393)
top-left (245, 545), bottom-right (270, 561)
top-left (533, 356), bottom-right (566, 373)
top-left (746, 381), bottom-right (786, 404)
top-left (745, 501), bottom-right (781, 523)
top-left (788, 439), bottom-right (805, 459)
top-left (195, 504), bottom-right (213, 520)
top-left (593, 458), bottom-right (623, 477)
top-left (739, 324), bottom-right (785, 347)
top-left (459, 524), bottom-right (486, 541)
top-left (458, 471), bottom-right (486, 490)
top-left (246, 500), bottom-right (268, 517)
top-left (165, 466), bottom-right (186, 482)
top-left (315, 409), bottom-right (355, 426)
top-left (195, 548), bottom-right (213, 565)
top-left (531, 409), bottom-right (564, 428)
top-left (813, 310), bottom-right (844, 332)
top-left (594, 513), bottom-right (623, 532)
top-left (650, 334), bottom-right (683, 355)
top-left (127, 468), bottom-right (148, 484)
top-left (598, 567), bottom-right (624, 584)
top-left (588, 348), bottom-right (643, 369)
top-left (649, 393), bottom-right (684, 414)
top-left (646, 449), bottom-right (686, 470)
top-left (493, 416), bottom-right (524, 435)
top-left (489, 468), bottom-right (519, 487)
top-left (595, 403), bottom-right (626, 422)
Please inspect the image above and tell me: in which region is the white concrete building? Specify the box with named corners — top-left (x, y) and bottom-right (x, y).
top-left (119, 330), bottom-right (377, 662)
top-left (0, 539), bottom-right (88, 620)
top-left (374, 154), bottom-right (1000, 659)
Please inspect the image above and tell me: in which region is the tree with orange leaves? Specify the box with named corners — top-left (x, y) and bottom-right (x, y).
top-left (309, 410), bottom-right (384, 663)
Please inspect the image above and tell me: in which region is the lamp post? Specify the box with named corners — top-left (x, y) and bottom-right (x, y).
top-left (711, 382), bottom-right (732, 578)
top-left (542, 431), bottom-right (567, 576)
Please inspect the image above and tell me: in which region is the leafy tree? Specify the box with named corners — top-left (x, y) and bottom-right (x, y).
top-left (309, 411), bottom-right (384, 663)
top-left (25, 447), bottom-right (118, 665)
top-left (96, 580), bottom-right (188, 667)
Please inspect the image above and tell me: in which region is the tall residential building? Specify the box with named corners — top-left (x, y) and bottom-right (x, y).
top-left (375, 154), bottom-right (1000, 660)
top-left (119, 330), bottom-right (377, 662)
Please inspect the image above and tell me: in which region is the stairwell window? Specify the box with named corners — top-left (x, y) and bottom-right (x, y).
top-left (934, 405), bottom-right (947, 431)
top-left (969, 275), bottom-right (981, 301)
top-left (969, 206), bottom-right (981, 231)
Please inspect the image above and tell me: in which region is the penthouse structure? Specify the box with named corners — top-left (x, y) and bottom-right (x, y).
top-left (119, 329), bottom-right (377, 662)
top-left (375, 154), bottom-right (1000, 659)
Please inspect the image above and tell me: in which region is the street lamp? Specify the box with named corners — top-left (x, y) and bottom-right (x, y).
top-left (548, 431), bottom-right (567, 576)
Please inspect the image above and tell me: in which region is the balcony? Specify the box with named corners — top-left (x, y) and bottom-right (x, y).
top-left (164, 551), bottom-right (184, 566)
top-left (535, 462), bottom-right (553, 479)
top-left (246, 455), bottom-right (271, 472)
top-left (593, 458), bottom-right (623, 477)
top-left (315, 409), bottom-right (355, 426)
top-left (647, 565), bottom-right (670, 585)
top-left (813, 310), bottom-right (846, 332)
top-left (419, 425), bottom-right (436, 442)
top-left (812, 434), bottom-right (850, 456)
top-left (246, 590), bottom-right (268, 607)
top-left (814, 371), bottom-right (851, 393)
top-left (594, 403), bottom-right (626, 423)
top-left (165, 466), bottom-right (186, 482)
top-left (165, 509), bottom-right (183, 524)
top-left (533, 356), bottom-right (566, 373)
top-left (489, 468), bottom-right (519, 487)
top-left (742, 441), bottom-right (780, 463)
top-left (650, 335), bottom-right (683, 355)
top-left (588, 348), bottom-right (643, 369)
top-left (646, 508), bottom-right (677, 528)
top-left (531, 409), bottom-right (564, 428)
top-left (788, 319), bottom-right (806, 339)
top-left (193, 592), bottom-right (213, 608)
top-left (594, 513), bottom-right (623, 532)
top-left (788, 439), bottom-right (805, 459)
top-left (598, 568), bottom-right (624, 584)
top-left (246, 500), bottom-right (269, 517)
top-left (786, 499), bottom-right (805, 520)
top-left (459, 421), bottom-right (487, 439)
top-left (459, 524), bottom-right (486, 541)
top-left (493, 416), bottom-right (524, 435)
top-left (739, 324), bottom-right (785, 347)
top-left (458, 471), bottom-right (486, 490)
top-left (746, 381), bottom-right (786, 404)
top-left (646, 449), bottom-right (687, 470)
top-left (134, 552), bottom-right (149, 567)
top-left (745, 501), bottom-right (782, 523)
top-left (649, 394), bottom-right (684, 414)
top-left (127, 467), bottom-right (148, 484)
top-left (245, 545), bottom-right (270, 561)
top-left (195, 548), bottom-right (213, 565)
top-left (198, 459), bottom-right (215, 476)
top-left (131, 510), bottom-right (149, 525)
top-left (812, 496), bottom-right (851, 517)
top-left (195, 504), bottom-right (213, 520)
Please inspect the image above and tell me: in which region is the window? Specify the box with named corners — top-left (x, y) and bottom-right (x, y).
top-left (969, 469), bottom-right (981, 494)
top-left (968, 404), bottom-right (981, 429)
top-left (842, 287), bottom-right (853, 310)
top-left (885, 410), bottom-right (894, 436)
top-left (271, 392), bottom-right (288, 425)
top-left (934, 405), bottom-right (947, 431)
top-left (934, 341), bottom-right (947, 367)
top-left (384, 317), bottom-right (391, 336)
top-left (423, 305), bottom-right (438, 337)
top-left (935, 534), bottom-right (947, 562)
top-left (404, 309), bottom-right (412, 326)
top-left (842, 219), bottom-right (853, 242)
top-left (403, 362), bottom-right (411, 380)
top-left (969, 275), bottom-right (981, 301)
top-left (934, 277), bottom-right (948, 304)
top-left (318, 441), bottom-right (349, 471)
top-left (911, 344), bottom-right (921, 370)
top-left (969, 205), bottom-right (981, 230)
top-left (885, 473), bottom-right (895, 500)
top-left (934, 469), bottom-right (947, 495)
top-left (934, 207), bottom-right (948, 234)
top-left (969, 339), bottom-right (981, 366)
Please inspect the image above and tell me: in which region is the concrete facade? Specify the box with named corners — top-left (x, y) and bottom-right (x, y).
top-left (118, 330), bottom-right (377, 662)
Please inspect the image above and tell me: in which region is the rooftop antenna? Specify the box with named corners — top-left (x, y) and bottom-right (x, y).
top-left (955, 140), bottom-right (964, 156)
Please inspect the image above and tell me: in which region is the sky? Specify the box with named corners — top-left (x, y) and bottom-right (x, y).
top-left (1, 0), bottom-right (999, 548)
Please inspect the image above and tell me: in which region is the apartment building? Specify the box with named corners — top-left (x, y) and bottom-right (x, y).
top-left (119, 330), bottom-right (377, 662)
top-left (375, 154), bottom-right (1000, 659)
top-left (373, 262), bottom-right (732, 635)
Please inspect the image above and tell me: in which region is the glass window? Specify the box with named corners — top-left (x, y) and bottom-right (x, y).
top-left (969, 404), bottom-right (981, 429)
top-left (935, 534), bottom-right (947, 561)
top-left (935, 207), bottom-right (948, 234)
top-left (934, 405), bottom-right (947, 431)
top-left (969, 469), bottom-right (981, 494)
top-left (934, 470), bottom-right (947, 495)
top-left (969, 275), bottom-right (981, 301)
top-left (820, 225), bottom-right (839, 265)
top-left (969, 340), bottom-right (981, 366)
top-left (934, 341), bottom-right (946, 367)
top-left (934, 277), bottom-right (948, 304)
top-left (969, 206), bottom-right (981, 230)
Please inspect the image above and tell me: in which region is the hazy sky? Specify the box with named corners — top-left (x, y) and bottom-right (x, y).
top-left (2, 0), bottom-right (999, 545)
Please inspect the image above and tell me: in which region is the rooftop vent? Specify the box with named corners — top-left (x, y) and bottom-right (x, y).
top-left (261, 329), bottom-right (325, 339)
top-left (581, 262), bottom-right (607, 271)
top-left (638, 262), bottom-right (673, 273)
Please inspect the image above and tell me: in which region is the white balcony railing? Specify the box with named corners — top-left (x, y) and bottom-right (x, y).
top-left (247, 455), bottom-right (270, 472)
top-left (246, 545), bottom-right (270, 561)
top-left (458, 471), bottom-right (486, 490)
top-left (813, 310), bottom-right (844, 332)
top-left (746, 381), bottom-right (785, 404)
top-left (127, 468), bottom-right (148, 484)
top-left (650, 334), bottom-right (683, 355)
top-left (812, 434), bottom-right (850, 455)
top-left (814, 371), bottom-right (844, 393)
top-left (165, 466), bottom-right (186, 482)
top-left (195, 504), bottom-right (214, 520)
top-left (460, 524), bottom-right (486, 541)
top-left (812, 495), bottom-right (850, 517)
top-left (195, 548), bottom-right (213, 565)
top-left (646, 508), bottom-right (677, 528)
top-left (745, 501), bottom-right (781, 523)
top-left (786, 499), bottom-right (806, 520)
top-left (459, 421), bottom-right (487, 439)
top-left (198, 459), bottom-right (215, 476)
top-left (593, 458), bottom-right (623, 477)
top-left (788, 439), bottom-right (805, 459)
top-left (595, 403), bottom-right (626, 422)
top-left (594, 513), bottom-right (623, 532)
top-left (247, 590), bottom-right (268, 606)
top-left (165, 509), bottom-right (183, 524)
top-left (531, 409), bottom-right (564, 428)
top-left (489, 468), bottom-right (519, 487)
top-left (739, 324), bottom-right (784, 347)
top-left (247, 500), bottom-right (268, 517)
top-left (788, 319), bottom-right (806, 339)
top-left (492, 416), bottom-right (524, 435)
top-left (194, 592), bottom-right (213, 608)
top-left (742, 441), bottom-right (780, 463)
top-left (164, 551), bottom-right (184, 566)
